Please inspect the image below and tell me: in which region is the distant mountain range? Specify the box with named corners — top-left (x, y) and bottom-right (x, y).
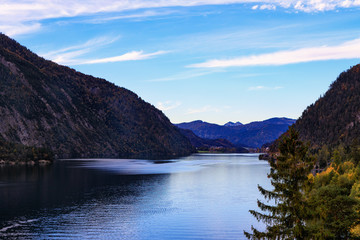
top-left (292, 64), bottom-right (360, 148)
top-left (224, 121), bottom-right (243, 127)
top-left (178, 128), bottom-right (248, 153)
top-left (0, 33), bottom-right (193, 160)
top-left (175, 117), bottom-right (295, 148)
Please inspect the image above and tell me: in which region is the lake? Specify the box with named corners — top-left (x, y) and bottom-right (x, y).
top-left (0, 153), bottom-right (271, 239)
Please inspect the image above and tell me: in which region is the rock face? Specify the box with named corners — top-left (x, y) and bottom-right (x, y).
top-left (0, 33), bottom-right (193, 159)
top-left (294, 64), bottom-right (360, 147)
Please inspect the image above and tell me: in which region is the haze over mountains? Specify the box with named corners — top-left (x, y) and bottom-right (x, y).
top-left (0, 33), bottom-right (193, 160)
top-left (176, 118), bottom-right (295, 148)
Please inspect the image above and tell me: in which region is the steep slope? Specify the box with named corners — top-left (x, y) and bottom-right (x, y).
top-left (176, 117), bottom-right (295, 148)
top-left (0, 33), bottom-right (193, 159)
top-left (294, 64), bottom-right (360, 147)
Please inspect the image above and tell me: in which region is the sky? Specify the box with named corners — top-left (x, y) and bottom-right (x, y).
top-left (1, 0), bottom-right (360, 125)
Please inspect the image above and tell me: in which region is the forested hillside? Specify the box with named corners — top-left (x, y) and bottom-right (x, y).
top-left (295, 64), bottom-right (360, 147)
top-left (0, 33), bottom-right (193, 160)
top-left (256, 65), bottom-right (360, 239)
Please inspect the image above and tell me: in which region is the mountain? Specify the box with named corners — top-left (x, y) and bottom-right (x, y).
top-left (293, 64), bottom-right (360, 148)
top-left (224, 121), bottom-right (243, 127)
top-left (176, 120), bottom-right (235, 139)
top-left (0, 33), bottom-right (193, 160)
top-left (241, 118), bottom-right (295, 131)
top-left (176, 117), bottom-right (295, 148)
top-left (178, 128), bottom-right (248, 153)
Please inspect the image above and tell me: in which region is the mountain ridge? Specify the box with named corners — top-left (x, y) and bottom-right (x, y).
top-left (176, 117), bottom-right (295, 148)
top-left (293, 64), bottom-right (360, 148)
top-left (224, 121), bottom-right (243, 127)
top-left (0, 33), bottom-right (193, 159)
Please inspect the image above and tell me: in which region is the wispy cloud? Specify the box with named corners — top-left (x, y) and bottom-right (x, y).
top-left (85, 10), bottom-right (178, 24)
top-left (248, 86), bottom-right (283, 91)
top-left (43, 36), bottom-right (120, 58)
top-left (188, 38), bottom-right (360, 68)
top-left (40, 36), bottom-right (167, 65)
top-left (157, 101), bottom-right (182, 111)
top-left (1, 0), bottom-right (360, 36)
top-left (42, 36), bottom-right (120, 64)
top-left (186, 105), bottom-right (221, 115)
top-left (0, 23), bottom-right (41, 36)
top-left (82, 50), bottom-right (168, 65)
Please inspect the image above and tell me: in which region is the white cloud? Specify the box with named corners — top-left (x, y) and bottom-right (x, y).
top-left (248, 86), bottom-right (283, 91)
top-left (186, 105), bottom-right (221, 115)
top-left (0, 23), bottom-right (41, 36)
top-left (85, 10), bottom-right (178, 24)
top-left (51, 49), bottom-right (90, 65)
top-left (43, 36), bottom-right (120, 59)
top-left (40, 36), bottom-right (167, 65)
top-left (260, 4), bottom-right (276, 10)
top-left (83, 50), bottom-right (167, 64)
top-left (157, 101), bottom-right (182, 111)
top-left (42, 36), bottom-right (120, 64)
top-left (188, 38), bottom-right (360, 68)
top-left (1, 0), bottom-right (360, 35)
top-left (290, 0), bottom-right (359, 12)
top-left (251, 5), bottom-right (259, 10)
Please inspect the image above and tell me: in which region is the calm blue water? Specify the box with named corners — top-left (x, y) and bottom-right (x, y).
top-left (0, 153), bottom-right (271, 239)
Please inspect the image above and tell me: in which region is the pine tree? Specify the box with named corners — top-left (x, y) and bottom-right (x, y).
top-left (244, 127), bottom-right (314, 239)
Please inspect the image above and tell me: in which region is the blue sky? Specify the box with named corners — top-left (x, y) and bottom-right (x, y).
top-left (1, 0), bottom-right (360, 124)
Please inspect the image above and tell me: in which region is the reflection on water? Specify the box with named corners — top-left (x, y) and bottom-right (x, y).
top-left (0, 154), bottom-right (270, 239)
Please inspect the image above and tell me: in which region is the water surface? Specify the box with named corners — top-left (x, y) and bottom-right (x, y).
top-left (0, 153), bottom-right (271, 239)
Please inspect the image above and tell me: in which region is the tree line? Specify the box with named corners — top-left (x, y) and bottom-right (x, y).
top-left (245, 127), bottom-right (360, 239)
top-left (0, 138), bottom-right (53, 163)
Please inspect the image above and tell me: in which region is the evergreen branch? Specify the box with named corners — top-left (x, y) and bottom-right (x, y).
top-left (249, 210), bottom-right (277, 225)
top-left (257, 200), bottom-right (281, 214)
top-left (258, 185), bottom-right (280, 200)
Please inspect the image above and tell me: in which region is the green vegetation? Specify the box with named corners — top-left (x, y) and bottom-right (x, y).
top-left (245, 128), bottom-right (314, 239)
top-left (307, 145), bottom-right (360, 239)
top-left (247, 129), bottom-right (360, 239)
top-left (250, 64), bottom-right (360, 239)
top-left (0, 137), bottom-right (53, 164)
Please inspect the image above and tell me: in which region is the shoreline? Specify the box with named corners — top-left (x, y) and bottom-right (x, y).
top-left (0, 159), bottom-right (52, 166)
